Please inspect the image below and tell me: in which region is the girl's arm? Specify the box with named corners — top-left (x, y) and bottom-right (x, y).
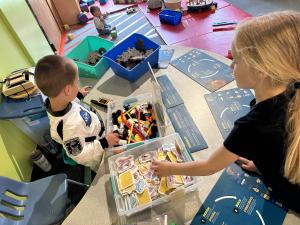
top-left (151, 145), bottom-right (239, 177)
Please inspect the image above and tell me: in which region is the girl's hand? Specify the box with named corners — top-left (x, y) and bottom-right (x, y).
top-left (151, 160), bottom-right (173, 177)
top-left (105, 132), bottom-right (120, 147)
top-left (237, 157), bottom-right (258, 172)
top-left (79, 86), bottom-right (91, 97)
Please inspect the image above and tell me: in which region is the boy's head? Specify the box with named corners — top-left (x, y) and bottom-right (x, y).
top-left (90, 6), bottom-right (101, 17)
top-left (35, 55), bottom-right (78, 100)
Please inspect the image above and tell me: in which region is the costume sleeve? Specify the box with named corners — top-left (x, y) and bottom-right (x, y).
top-left (62, 105), bottom-right (105, 171)
top-left (63, 137), bottom-right (104, 171)
top-left (223, 117), bottom-right (258, 160)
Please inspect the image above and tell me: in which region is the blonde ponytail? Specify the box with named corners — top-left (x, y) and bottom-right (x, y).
top-left (285, 88), bottom-right (300, 185)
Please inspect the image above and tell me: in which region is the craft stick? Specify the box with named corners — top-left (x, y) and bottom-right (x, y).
top-left (128, 123), bottom-right (134, 144)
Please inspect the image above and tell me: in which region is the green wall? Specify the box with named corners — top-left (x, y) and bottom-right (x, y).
top-left (0, 0), bottom-right (53, 181)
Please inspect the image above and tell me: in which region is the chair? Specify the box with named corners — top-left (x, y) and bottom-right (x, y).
top-left (0, 174), bottom-right (69, 225)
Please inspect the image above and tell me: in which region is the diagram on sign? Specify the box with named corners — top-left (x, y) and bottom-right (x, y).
top-left (171, 49), bottom-right (234, 92)
top-left (205, 88), bottom-right (254, 139)
top-left (190, 163), bottom-right (287, 225)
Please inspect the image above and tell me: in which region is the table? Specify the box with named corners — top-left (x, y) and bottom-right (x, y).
top-left (62, 46), bottom-right (300, 225)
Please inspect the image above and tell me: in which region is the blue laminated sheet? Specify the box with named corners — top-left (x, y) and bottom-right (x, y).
top-left (167, 104), bottom-right (208, 152)
top-left (157, 75), bottom-right (184, 109)
top-left (191, 163), bottom-right (287, 225)
top-left (171, 49), bottom-right (234, 92)
top-left (205, 88), bottom-right (254, 139)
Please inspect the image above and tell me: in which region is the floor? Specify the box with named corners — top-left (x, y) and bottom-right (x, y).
top-left (61, 0), bottom-right (300, 58)
top-left (224, 0), bottom-right (300, 16)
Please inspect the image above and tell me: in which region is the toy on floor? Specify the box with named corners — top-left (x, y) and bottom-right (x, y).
top-left (78, 12), bottom-right (89, 24)
top-left (80, 3), bottom-right (89, 12)
top-left (111, 101), bottom-right (158, 145)
top-left (187, 0), bottom-right (214, 11)
top-left (114, 0), bottom-right (137, 4)
top-left (114, 142), bottom-right (193, 209)
top-left (100, 0), bottom-right (108, 4)
top-left (67, 33), bottom-right (75, 41)
top-left (147, 0), bottom-right (164, 11)
top-left (63, 24), bottom-right (70, 31)
top-left (111, 30), bottom-right (118, 39)
top-left (82, 0), bottom-right (95, 6)
top-left (126, 7), bottom-right (137, 14)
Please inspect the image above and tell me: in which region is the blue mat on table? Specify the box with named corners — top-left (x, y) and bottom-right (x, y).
top-left (171, 49), bottom-right (234, 92)
top-left (167, 104), bottom-right (208, 152)
top-left (157, 75), bottom-right (207, 152)
top-left (205, 88), bottom-right (254, 139)
top-left (157, 75), bottom-right (184, 109)
top-left (191, 163), bottom-right (287, 225)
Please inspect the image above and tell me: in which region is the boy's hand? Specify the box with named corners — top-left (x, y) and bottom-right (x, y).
top-left (105, 132), bottom-right (120, 147)
top-left (79, 86), bottom-right (91, 97)
top-left (151, 160), bottom-right (173, 177)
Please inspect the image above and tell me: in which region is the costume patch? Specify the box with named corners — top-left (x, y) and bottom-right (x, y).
top-left (80, 108), bottom-right (92, 127)
top-left (64, 137), bottom-right (82, 156)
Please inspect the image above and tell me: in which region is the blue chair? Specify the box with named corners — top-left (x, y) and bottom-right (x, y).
top-left (0, 174), bottom-right (68, 225)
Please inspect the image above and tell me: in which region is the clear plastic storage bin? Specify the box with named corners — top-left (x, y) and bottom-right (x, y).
top-left (106, 93), bottom-right (164, 155)
top-left (108, 133), bottom-right (200, 216)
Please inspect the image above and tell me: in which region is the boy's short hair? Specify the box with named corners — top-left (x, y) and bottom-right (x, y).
top-left (90, 6), bottom-right (100, 16)
top-left (35, 55), bottom-right (77, 98)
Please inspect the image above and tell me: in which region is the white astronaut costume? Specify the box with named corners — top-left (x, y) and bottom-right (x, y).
top-left (45, 98), bottom-right (106, 171)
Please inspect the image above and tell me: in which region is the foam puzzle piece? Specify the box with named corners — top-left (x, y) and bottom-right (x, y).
top-left (136, 188), bottom-right (152, 205)
top-left (119, 169), bottom-right (135, 190)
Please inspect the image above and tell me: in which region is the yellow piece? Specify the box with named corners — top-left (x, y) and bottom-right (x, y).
top-left (136, 188), bottom-right (152, 205)
top-left (156, 150), bottom-right (166, 161)
top-left (117, 115), bottom-right (122, 123)
top-left (119, 170), bottom-right (134, 190)
top-left (128, 123), bottom-right (134, 144)
top-left (135, 133), bottom-right (143, 142)
top-left (117, 177), bottom-right (135, 194)
top-left (175, 175), bottom-right (183, 184)
top-left (158, 177), bottom-right (172, 195)
top-left (167, 151), bottom-right (177, 162)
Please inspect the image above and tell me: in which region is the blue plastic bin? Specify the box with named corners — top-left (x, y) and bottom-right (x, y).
top-left (103, 33), bottom-right (160, 82)
top-left (159, 9), bottom-right (182, 25)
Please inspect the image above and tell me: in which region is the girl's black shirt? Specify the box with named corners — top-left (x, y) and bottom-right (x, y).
top-left (224, 90), bottom-right (300, 214)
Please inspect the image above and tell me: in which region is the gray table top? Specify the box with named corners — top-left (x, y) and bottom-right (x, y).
top-left (62, 46), bottom-right (300, 225)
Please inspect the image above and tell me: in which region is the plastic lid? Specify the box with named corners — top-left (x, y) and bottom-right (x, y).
top-left (30, 149), bottom-right (42, 161)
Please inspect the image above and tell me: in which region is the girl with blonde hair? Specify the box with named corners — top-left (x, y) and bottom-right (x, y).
top-left (152, 11), bottom-right (300, 213)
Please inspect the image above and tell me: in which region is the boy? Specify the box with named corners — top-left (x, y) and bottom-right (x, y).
top-left (35, 55), bottom-right (119, 171)
top-left (90, 6), bottom-right (116, 36)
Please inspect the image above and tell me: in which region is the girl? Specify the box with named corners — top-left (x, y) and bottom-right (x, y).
top-left (151, 11), bottom-right (300, 214)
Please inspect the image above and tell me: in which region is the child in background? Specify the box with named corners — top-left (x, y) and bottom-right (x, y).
top-left (90, 6), bottom-right (116, 36)
top-left (35, 55), bottom-right (119, 171)
top-left (151, 11), bottom-right (300, 214)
